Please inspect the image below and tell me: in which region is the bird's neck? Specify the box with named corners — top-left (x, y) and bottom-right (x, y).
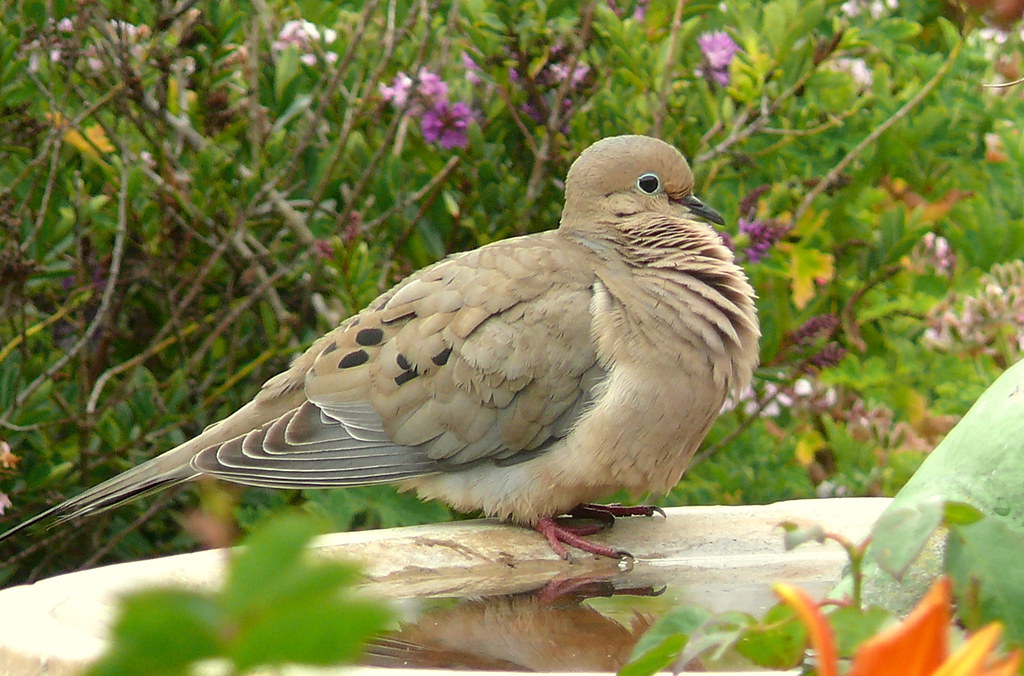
top-left (582, 214), bottom-right (760, 392)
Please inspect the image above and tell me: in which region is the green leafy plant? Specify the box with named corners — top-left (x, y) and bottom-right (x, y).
top-left (88, 512), bottom-right (391, 675)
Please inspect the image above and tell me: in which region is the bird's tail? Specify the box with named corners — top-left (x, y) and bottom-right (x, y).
top-left (0, 443), bottom-right (200, 544)
top-left (1, 379), bottom-right (311, 544)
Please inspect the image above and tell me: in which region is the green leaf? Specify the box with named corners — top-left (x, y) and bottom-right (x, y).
top-left (827, 605), bottom-right (891, 658)
top-left (869, 496), bottom-right (944, 579)
top-left (219, 512), bottom-right (390, 671)
top-left (88, 513), bottom-right (391, 674)
top-left (942, 501), bottom-right (985, 526)
top-left (683, 614), bottom-right (752, 663)
top-left (228, 593), bottom-right (391, 670)
top-left (736, 602), bottom-right (806, 668)
top-left (221, 512), bottom-right (327, 614)
top-left (629, 605), bottom-right (711, 661)
top-left (86, 589), bottom-right (220, 676)
top-left (619, 634), bottom-right (688, 676)
top-left (946, 516), bottom-right (1024, 645)
top-left (274, 47), bottom-right (302, 104)
top-left (304, 485), bottom-right (451, 531)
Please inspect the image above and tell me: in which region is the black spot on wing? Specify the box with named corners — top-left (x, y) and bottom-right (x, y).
top-left (356, 328), bottom-right (384, 346)
top-left (339, 350), bottom-right (370, 369)
top-left (431, 346), bottom-right (452, 366)
top-left (396, 353), bottom-right (411, 371)
top-left (394, 368), bottom-right (419, 386)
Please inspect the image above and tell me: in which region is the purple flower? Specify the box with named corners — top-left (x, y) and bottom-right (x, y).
top-left (739, 217), bottom-right (788, 263)
top-left (416, 68), bottom-right (449, 105)
top-left (379, 72), bottom-right (413, 107)
top-left (521, 97), bottom-right (575, 126)
top-left (699, 31), bottom-right (739, 69)
top-left (421, 101), bottom-right (473, 149)
top-left (697, 31), bottom-right (740, 86)
top-left (717, 229), bottom-right (735, 251)
top-left (810, 343), bottom-right (847, 369)
top-left (790, 314), bottom-right (840, 345)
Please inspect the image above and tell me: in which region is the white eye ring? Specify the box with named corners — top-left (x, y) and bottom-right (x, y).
top-left (636, 172), bottom-right (662, 194)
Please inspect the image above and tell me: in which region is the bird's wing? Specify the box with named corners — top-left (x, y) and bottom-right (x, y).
top-left (190, 232), bottom-right (604, 488)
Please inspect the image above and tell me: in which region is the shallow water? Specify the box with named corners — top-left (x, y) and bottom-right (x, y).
top-left (362, 562), bottom-right (830, 671)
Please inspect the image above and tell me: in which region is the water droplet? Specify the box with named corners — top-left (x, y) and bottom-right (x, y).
top-left (994, 497), bottom-right (1010, 517)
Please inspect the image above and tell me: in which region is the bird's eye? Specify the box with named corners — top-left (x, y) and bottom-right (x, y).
top-left (636, 173), bottom-right (662, 194)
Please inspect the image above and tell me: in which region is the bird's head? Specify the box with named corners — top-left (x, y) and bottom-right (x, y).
top-left (560, 135), bottom-right (724, 233)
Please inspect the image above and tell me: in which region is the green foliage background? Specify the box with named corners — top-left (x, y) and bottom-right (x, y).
top-left (2, 0), bottom-right (1023, 583)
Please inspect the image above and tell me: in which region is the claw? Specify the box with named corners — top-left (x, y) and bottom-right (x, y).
top-left (577, 502), bottom-right (666, 518)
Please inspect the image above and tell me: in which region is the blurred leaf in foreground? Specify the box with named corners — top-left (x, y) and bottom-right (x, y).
top-left (88, 512), bottom-right (391, 676)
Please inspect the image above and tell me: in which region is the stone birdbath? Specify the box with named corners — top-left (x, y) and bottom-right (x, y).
top-left (0, 497), bottom-right (890, 675)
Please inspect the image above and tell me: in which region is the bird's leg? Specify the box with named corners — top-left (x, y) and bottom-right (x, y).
top-left (534, 516), bottom-right (631, 561)
top-left (574, 502), bottom-right (667, 519)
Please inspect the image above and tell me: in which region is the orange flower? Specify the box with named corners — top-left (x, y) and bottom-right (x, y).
top-left (774, 576), bottom-right (1021, 676)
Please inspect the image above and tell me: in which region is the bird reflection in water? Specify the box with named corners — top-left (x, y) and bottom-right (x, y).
top-left (364, 574), bottom-right (666, 671)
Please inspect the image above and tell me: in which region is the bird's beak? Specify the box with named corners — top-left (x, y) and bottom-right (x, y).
top-left (680, 195), bottom-right (725, 226)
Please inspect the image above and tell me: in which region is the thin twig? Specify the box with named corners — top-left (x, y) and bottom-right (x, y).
top-left (0, 292), bottom-right (91, 366)
top-left (186, 265), bottom-right (290, 376)
top-left (523, 2), bottom-right (597, 206)
top-left (695, 64), bottom-right (819, 165)
top-left (791, 37), bottom-right (965, 227)
top-left (761, 114), bottom-right (846, 136)
top-left (373, 156), bottom-right (461, 286)
top-left (328, 3), bottom-right (437, 232)
top-left (1, 164), bottom-right (130, 428)
top-left (363, 155), bottom-right (461, 230)
top-left (652, 0), bottom-right (688, 137)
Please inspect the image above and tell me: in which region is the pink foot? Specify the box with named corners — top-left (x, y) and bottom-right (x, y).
top-left (535, 516), bottom-right (631, 561)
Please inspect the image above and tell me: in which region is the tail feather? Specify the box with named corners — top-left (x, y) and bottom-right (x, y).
top-left (0, 450), bottom-right (198, 543)
top-left (0, 389), bottom-right (308, 544)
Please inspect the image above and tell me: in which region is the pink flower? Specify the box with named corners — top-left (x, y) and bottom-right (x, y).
top-left (379, 72), bottom-right (413, 107)
top-left (272, 20), bottom-right (338, 66)
top-left (461, 52), bottom-right (482, 85)
top-left (697, 31), bottom-right (740, 86)
top-left (0, 493), bottom-right (11, 516)
top-left (547, 61), bottom-right (589, 87)
top-left (420, 101), bottom-right (473, 149)
top-left (416, 68), bottom-right (449, 105)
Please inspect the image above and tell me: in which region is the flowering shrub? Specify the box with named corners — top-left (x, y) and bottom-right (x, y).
top-left (1, 0), bottom-right (1024, 589)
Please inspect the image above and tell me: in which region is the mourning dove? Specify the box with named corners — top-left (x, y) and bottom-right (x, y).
top-left (0, 135), bottom-right (759, 559)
